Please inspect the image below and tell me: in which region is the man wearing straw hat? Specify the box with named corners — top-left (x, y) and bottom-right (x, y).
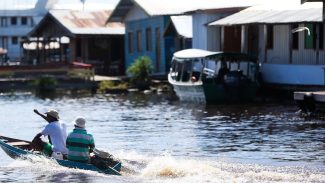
top-left (66, 117), bottom-right (95, 163)
top-left (32, 109), bottom-right (68, 158)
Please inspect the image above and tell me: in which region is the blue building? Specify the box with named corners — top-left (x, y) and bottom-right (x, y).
top-left (108, 0), bottom-right (193, 76)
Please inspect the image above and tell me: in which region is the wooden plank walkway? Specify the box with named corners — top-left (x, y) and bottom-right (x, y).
top-left (294, 91), bottom-right (325, 102)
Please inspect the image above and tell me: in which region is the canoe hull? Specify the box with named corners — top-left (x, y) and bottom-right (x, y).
top-left (0, 136), bottom-right (121, 175)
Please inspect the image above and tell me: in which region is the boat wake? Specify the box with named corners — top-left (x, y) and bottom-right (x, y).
top-left (1, 150), bottom-right (325, 183)
top-left (115, 151), bottom-right (325, 183)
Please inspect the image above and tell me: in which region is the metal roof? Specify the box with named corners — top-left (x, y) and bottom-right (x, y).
top-left (49, 10), bottom-right (125, 35)
top-left (0, 0), bottom-right (36, 10)
top-left (209, 2), bottom-right (322, 26)
top-left (0, 0), bottom-right (57, 16)
top-left (170, 16), bottom-right (192, 38)
top-left (301, 0), bottom-right (323, 3)
top-left (108, 0), bottom-right (264, 22)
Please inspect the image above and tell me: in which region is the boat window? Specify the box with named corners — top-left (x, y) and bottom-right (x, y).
top-left (191, 60), bottom-right (203, 81)
top-left (172, 61), bottom-right (183, 81)
top-left (181, 62), bottom-right (192, 82)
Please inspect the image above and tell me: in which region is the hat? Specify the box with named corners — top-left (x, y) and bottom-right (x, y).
top-left (74, 117), bottom-right (86, 129)
top-left (45, 109), bottom-right (59, 120)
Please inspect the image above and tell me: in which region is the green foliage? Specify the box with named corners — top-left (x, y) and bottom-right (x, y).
top-left (97, 80), bottom-right (128, 93)
top-left (127, 56), bottom-right (153, 82)
top-left (31, 76), bottom-right (58, 92)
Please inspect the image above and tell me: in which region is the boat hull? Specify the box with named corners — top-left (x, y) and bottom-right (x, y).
top-left (203, 79), bottom-right (258, 104)
top-left (0, 136), bottom-right (121, 175)
top-left (169, 76), bottom-right (258, 104)
top-left (172, 83), bottom-right (206, 103)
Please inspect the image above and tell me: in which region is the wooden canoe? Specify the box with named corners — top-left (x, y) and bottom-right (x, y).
top-left (0, 136), bottom-right (121, 175)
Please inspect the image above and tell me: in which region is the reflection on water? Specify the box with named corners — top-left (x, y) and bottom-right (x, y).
top-left (0, 92), bottom-right (325, 182)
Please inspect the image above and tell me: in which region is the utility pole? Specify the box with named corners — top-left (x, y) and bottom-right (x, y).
top-left (80, 0), bottom-right (86, 11)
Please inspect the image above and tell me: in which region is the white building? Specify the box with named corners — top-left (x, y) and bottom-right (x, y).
top-left (209, 1), bottom-right (325, 90)
top-left (187, 0), bottom-right (263, 52)
top-left (0, 0), bottom-right (57, 62)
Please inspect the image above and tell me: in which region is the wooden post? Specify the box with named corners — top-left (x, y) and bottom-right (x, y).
top-left (264, 25), bottom-right (268, 63)
top-left (289, 24), bottom-right (293, 64)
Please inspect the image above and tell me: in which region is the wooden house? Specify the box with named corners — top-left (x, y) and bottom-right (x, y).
top-left (108, 0), bottom-right (204, 75)
top-left (186, 0), bottom-right (262, 52)
top-left (209, 2), bottom-right (325, 90)
top-left (163, 15), bottom-right (193, 62)
top-left (27, 9), bottom-right (125, 76)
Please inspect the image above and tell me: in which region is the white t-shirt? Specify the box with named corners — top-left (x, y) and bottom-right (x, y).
top-left (41, 121), bottom-right (68, 155)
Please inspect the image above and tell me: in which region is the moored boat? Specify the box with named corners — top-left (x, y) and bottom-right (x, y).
top-left (168, 49), bottom-right (259, 104)
top-left (0, 135), bottom-right (121, 176)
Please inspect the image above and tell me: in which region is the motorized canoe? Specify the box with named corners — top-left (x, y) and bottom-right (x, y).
top-left (0, 135), bottom-right (121, 176)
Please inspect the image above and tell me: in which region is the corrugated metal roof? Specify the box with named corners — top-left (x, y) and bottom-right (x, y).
top-left (0, 0), bottom-right (36, 10)
top-left (209, 2), bottom-right (322, 26)
top-left (136, 0), bottom-right (264, 16)
top-left (108, 0), bottom-right (264, 22)
top-left (0, 0), bottom-right (57, 16)
top-left (170, 16), bottom-right (192, 38)
top-left (50, 10), bottom-right (125, 35)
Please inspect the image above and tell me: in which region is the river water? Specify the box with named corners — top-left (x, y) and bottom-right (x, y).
top-left (0, 92), bottom-right (325, 183)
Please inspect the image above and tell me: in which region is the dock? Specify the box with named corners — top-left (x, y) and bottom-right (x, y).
top-left (294, 91), bottom-right (325, 113)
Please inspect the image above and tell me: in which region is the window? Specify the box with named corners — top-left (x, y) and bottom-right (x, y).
top-left (155, 27), bottom-right (161, 72)
top-left (136, 30), bottom-right (142, 52)
top-left (1, 17), bottom-right (7, 27)
top-left (305, 23), bottom-right (316, 49)
top-left (128, 32), bottom-right (133, 53)
top-left (146, 28), bottom-right (152, 51)
top-left (292, 24), bottom-right (299, 50)
top-left (266, 25), bottom-right (273, 49)
top-left (11, 17), bottom-right (17, 25)
top-left (12, 37), bottom-right (18, 45)
top-left (21, 17), bottom-right (27, 25)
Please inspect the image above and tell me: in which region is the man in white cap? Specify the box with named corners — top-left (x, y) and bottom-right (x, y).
top-left (33, 109), bottom-right (68, 157)
top-left (66, 117), bottom-right (95, 163)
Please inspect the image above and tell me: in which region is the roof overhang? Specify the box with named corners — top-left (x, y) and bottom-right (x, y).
top-left (28, 13), bottom-right (74, 37)
top-left (209, 5), bottom-right (322, 26)
top-left (301, 0), bottom-right (324, 3)
top-left (170, 16), bottom-right (192, 38)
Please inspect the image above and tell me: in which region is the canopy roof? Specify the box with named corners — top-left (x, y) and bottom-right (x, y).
top-left (173, 49), bottom-right (257, 62)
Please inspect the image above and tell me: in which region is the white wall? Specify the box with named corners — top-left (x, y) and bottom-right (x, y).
top-left (192, 12), bottom-right (225, 51)
top-left (267, 25), bottom-right (290, 64)
top-left (261, 63), bottom-right (325, 85)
